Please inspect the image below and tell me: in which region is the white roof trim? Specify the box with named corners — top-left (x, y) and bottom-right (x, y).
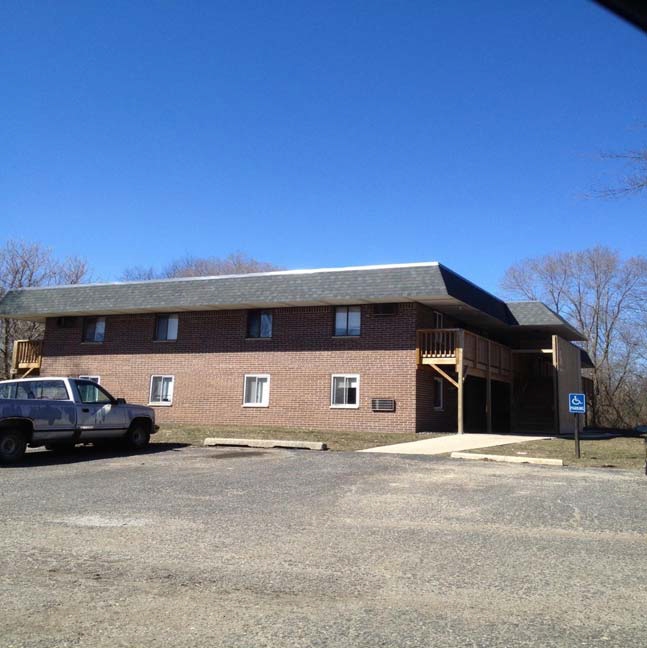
top-left (13, 261), bottom-right (440, 292)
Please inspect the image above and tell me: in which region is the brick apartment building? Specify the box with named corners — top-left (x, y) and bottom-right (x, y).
top-left (0, 262), bottom-right (588, 435)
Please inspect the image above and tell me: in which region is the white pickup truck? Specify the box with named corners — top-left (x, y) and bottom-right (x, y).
top-left (0, 377), bottom-right (157, 464)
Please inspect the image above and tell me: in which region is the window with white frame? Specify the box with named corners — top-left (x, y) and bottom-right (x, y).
top-left (433, 311), bottom-right (444, 328)
top-left (149, 375), bottom-right (174, 406)
top-left (331, 374), bottom-right (360, 408)
top-left (79, 375), bottom-right (100, 384)
top-left (154, 314), bottom-right (179, 341)
top-left (334, 306), bottom-right (361, 336)
top-left (433, 377), bottom-right (444, 410)
top-left (82, 316), bottom-right (106, 343)
top-left (243, 374), bottom-right (270, 407)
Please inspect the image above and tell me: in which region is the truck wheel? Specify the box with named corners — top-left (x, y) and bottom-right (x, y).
top-left (0, 429), bottom-right (27, 464)
top-left (125, 423), bottom-right (150, 451)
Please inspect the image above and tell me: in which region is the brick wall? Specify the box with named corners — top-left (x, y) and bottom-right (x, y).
top-left (41, 303), bottom-right (423, 433)
top-left (415, 367), bottom-right (458, 432)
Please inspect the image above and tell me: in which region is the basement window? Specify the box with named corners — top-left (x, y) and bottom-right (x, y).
top-left (82, 317), bottom-right (106, 343)
top-left (149, 375), bottom-right (174, 406)
top-left (331, 374), bottom-right (360, 408)
top-left (79, 375), bottom-right (100, 384)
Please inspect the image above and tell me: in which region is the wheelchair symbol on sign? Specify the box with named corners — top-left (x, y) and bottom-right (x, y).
top-left (569, 393), bottom-right (586, 414)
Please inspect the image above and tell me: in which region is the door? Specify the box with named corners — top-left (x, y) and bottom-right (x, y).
top-left (75, 381), bottom-right (127, 439)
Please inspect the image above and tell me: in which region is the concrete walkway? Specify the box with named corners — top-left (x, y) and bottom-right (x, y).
top-left (358, 433), bottom-right (551, 456)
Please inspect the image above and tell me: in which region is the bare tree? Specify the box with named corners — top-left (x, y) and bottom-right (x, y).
top-left (502, 246), bottom-right (647, 428)
top-left (0, 241), bottom-right (89, 378)
top-left (120, 265), bottom-right (159, 281)
top-left (121, 252), bottom-right (281, 281)
top-left (595, 147), bottom-right (647, 198)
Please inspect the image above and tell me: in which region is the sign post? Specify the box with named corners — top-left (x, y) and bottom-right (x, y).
top-left (568, 393), bottom-right (586, 459)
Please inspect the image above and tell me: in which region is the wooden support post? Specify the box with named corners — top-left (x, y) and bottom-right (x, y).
top-left (457, 360), bottom-right (464, 434)
top-left (552, 335), bottom-right (560, 435)
top-left (11, 341), bottom-right (19, 376)
top-left (487, 341), bottom-right (493, 432)
top-left (509, 371), bottom-right (515, 433)
top-left (457, 330), bottom-right (465, 434)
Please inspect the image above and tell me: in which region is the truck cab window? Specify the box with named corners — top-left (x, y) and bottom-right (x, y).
top-left (0, 383), bottom-right (14, 399)
top-left (76, 381), bottom-right (113, 404)
top-left (14, 380), bottom-right (69, 400)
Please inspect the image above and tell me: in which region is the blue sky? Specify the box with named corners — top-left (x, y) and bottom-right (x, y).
top-left (1, 1), bottom-right (645, 293)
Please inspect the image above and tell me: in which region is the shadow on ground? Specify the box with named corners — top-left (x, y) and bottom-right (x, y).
top-left (465, 429), bottom-right (647, 441)
top-left (561, 429), bottom-right (646, 440)
top-left (1, 442), bottom-right (189, 469)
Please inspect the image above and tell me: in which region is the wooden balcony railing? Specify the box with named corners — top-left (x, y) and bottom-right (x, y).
top-left (11, 339), bottom-right (43, 376)
top-left (417, 328), bottom-right (512, 381)
top-left (462, 331), bottom-right (512, 377)
top-left (417, 329), bottom-right (459, 363)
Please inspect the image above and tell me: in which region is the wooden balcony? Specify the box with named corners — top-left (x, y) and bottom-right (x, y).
top-left (417, 328), bottom-right (512, 383)
top-left (417, 328), bottom-right (512, 434)
top-left (11, 339), bottom-right (43, 377)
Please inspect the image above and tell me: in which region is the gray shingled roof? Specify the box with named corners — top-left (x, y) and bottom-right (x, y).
top-left (0, 263), bottom-right (464, 316)
top-left (505, 301), bottom-right (585, 340)
top-left (0, 262), bottom-right (585, 340)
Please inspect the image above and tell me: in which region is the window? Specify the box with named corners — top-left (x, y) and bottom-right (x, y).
top-left (149, 375), bottom-right (174, 406)
top-left (247, 310), bottom-right (272, 338)
top-left (76, 381), bottom-right (112, 405)
top-left (82, 316), bottom-right (106, 343)
top-left (373, 303), bottom-right (397, 316)
top-left (433, 311), bottom-right (444, 328)
top-left (154, 314), bottom-right (179, 341)
top-left (331, 374), bottom-right (360, 408)
top-left (243, 374), bottom-right (270, 407)
top-left (433, 377), bottom-right (444, 410)
top-left (79, 375), bottom-right (100, 384)
top-left (334, 306), bottom-right (361, 336)
top-left (0, 383), bottom-right (15, 399)
top-left (14, 380), bottom-right (69, 401)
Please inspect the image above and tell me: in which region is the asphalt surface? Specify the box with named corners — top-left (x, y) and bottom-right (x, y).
top-left (1, 444), bottom-right (646, 647)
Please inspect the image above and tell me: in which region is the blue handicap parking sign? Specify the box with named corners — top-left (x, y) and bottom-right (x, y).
top-left (568, 393), bottom-right (586, 414)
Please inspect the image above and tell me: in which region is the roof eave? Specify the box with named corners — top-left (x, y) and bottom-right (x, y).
top-left (0, 295), bottom-right (432, 320)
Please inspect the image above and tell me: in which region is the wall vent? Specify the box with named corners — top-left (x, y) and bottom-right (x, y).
top-left (56, 316), bottom-right (78, 328)
top-left (371, 398), bottom-right (396, 412)
top-left (373, 303), bottom-right (398, 316)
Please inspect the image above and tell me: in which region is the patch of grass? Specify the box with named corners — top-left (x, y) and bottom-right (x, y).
top-left (476, 437), bottom-right (646, 470)
top-left (154, 423), bottom-right (447, 452)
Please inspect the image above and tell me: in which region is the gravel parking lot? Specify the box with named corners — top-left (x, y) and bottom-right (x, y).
top-left (2, 444), bottom-right (647, 647)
